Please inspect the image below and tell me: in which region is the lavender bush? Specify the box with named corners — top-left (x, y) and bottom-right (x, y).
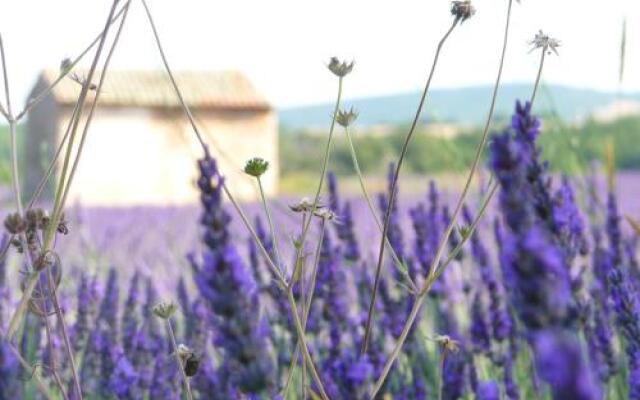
top-left (0, 1), bottom-right (638, 399)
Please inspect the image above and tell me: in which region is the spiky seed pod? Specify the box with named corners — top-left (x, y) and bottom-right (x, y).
top-left (243, 157), bottom-right (269, 178)
top-left (327, 57), bottom-right (354, 77)
top-left (529, 30), bottom-right (561, 55)
top-left (451, 1), bottom-right (476, 23)
top-left (336, 107), bottom-right (358, 127)
top-left (3, 213), bottom-right (26, 234)
top-left (289, 197), bottom-right (323, 213)
top-left (153, 300), bottom-right (177, 320)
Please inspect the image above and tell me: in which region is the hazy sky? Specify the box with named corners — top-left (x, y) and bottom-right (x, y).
top-left (0, 0), bottom-right (637, 108)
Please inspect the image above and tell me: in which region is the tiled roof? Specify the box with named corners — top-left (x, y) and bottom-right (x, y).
top-left (37, 69), bottom-right (271, 110)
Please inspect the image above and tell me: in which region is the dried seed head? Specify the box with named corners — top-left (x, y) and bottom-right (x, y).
top-left (289, 197), bottom-right (324, 214)
top-left (244, 157), bottom-right (269, 178)
top-left (26, 208), bottom-right (47, 231)
top-left (313, 208), bottom-right (338, 221)
top-left (153, 300), bottom-right (177, 319)
top-left (451, 1), bottom-right (476, 23)
top-left (327, 57), bottom-right (354, 78)
top-left (434, 334), bottom-right (461, 353)
top-left (33, 251), bottom-right (58, 272)
top-left (336, 107), bottom-right (359, 128)
top-left (59, 58), bottom-right (73, 75)
top-left (530, 30), bottom-right (561, 55)
top-left (4, 213), bottom-right (26, 235)
top-left (176, 344), bottom-right (201, 377)
top-left (42, 212), bottom-right (70, 235)
top-left (457, 224), bottom-right (472, 240)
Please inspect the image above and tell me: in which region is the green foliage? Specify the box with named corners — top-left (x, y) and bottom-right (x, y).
top-left (280, 116), bottom-right (640, 178)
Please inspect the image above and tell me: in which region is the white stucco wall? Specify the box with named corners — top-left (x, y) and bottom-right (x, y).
top-left (57, 107), bottom-right (278, 206)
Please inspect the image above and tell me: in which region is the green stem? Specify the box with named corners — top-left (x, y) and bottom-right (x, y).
top-left (286, 289), bottom-right (329, 400)
top-left (344, 126), bottom-right (416, 292)
top-left (369, 0), bottom-right (514, 385)
top-left (282, 219), bottom-right (326, 398)
top-left (166, 318), bottom-right (194, 400)
top-left (257, 176), bottom-right (284, 273)
top-left (291, 77), bottom-right (343, 287)
top-left (362, 17), bottom-right (460, 354)
top-left (530, 49), bottom-right (546, 107)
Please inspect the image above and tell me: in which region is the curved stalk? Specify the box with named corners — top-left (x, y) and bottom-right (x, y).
top-left (290, 78), bottom-right (343, 288)
top-left (286, 289), bottom-right (329, 400)
top-left (257, 176), bottom-right (284, 273)
top-left (166, 318), bottom-right (194, 400)
top-left (7, 0), bottom-right (123, 343)
top-left (282, 219), bottom-right (326, 397)
top-left (530, 49), bottom-right (546, 107)
top-left (362, 17), bottom-right (460, 354)
top-left (369, 0), bottom-right (514, 392)
top-left (344, 126), bottom-right (416, 292)
top-left (370, 181), bottom-right (497, 398)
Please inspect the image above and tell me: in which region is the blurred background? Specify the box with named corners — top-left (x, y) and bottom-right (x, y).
top-left (0, 0), bottom-right (638, 202)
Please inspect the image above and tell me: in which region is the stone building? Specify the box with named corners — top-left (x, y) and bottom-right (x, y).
top-left (25, 70), bottom-right (278, 206)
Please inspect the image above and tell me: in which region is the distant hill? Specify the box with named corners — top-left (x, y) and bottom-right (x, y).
top-left (279, 83), bottom-right (640, 130)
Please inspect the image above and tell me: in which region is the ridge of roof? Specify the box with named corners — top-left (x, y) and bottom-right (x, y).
top-left (36, 69), bottom-right (271, 111)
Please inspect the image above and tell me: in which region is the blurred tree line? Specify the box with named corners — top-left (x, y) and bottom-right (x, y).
top-left (280, 115), bottom-right (640, 177)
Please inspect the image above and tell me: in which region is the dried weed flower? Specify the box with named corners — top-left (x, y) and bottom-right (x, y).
top-left (243, 157), bottom-right (269, 177)
top-left (313, 208), bottom-right (338, 221)
top-left (153, 300), bottom-right (178, 320)
top-left (289, 197), bottom-right (323, 213)
top-left (3, 213), bottom-right (26, 235)
top-left (327, 57), bottom-right (354, 77)
top-left (451, 1), bottom-right (476, 23)
top-left (336, 107), bottom-right (358, 127)
top-left (530, 30), bottom-right (561, 55)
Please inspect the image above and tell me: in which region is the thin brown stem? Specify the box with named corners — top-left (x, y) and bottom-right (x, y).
top-left (47, 261), bottom-right (83, 400)
top-left (0, 328), bottom-right (56, 400)
top-left (140, 0), bottom-right (207, 151)
top-left (166, 319), bottom-right (194, 400)
top-left (58, 1), bottom-right (132, 216)
top-left (7, 0), bottom-right (122, 344)
top-left (37, 279), bottom-right (69, 400)
top-left (286, 289), bottom-right (329, 400)
top-left (370, 0), bottom-right (514, 393)
top-left (282, 219), bottom-right (326, 397)
top-left (362, 18), bottom-right (459, 354)
top-left (291, 77), bottom-right (343, 288)
top-left (530, 49), bottom-right (546, 107)
top-left (344, 126), bottom-right (416, 292)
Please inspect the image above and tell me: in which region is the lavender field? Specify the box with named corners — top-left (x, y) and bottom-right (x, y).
top-left (3, 1), bottom-right (640, 399)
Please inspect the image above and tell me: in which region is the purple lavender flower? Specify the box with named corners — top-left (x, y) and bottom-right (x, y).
top-left (442, 204), bottom-right (463, 262)
top-left (378, 162), bottom-right (405, 262)
top-left (0, 235), bottom-right (20, 397)
top-left (72, 272), bottom-right (95, 353)
top-left (327, 171), bottom-right (340, 214)
top-left (109, 354), bottom-right (139, 399)
top-left (469, 293), bottom-right (490, 354)
top-left (327, 172), bottom-right (360, 261)
top-left (503, 352), bottom-right (520, 400)
top-left (441, 351), bottom-right (467, 400)
top-left (191, 150), bottom-right (276, 396)
top-left (81, 268), bottom-right (120, 396)
top-left (533, 330), bottom-right (600, 400)
top-left (150, 343), bottom-right (181, 400)
top-left (121, 271), bottom-right (141, 355)
top-left (463, 206), bottom-right (511, 342)
top-left (500, 226), bottom-right (572, 331)
top-left (490, 103), bottom-right (574, 331)
top-left (476, 381), bottom-right (500, 400)
top-left (552, 176), bottom-right (588, 260)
